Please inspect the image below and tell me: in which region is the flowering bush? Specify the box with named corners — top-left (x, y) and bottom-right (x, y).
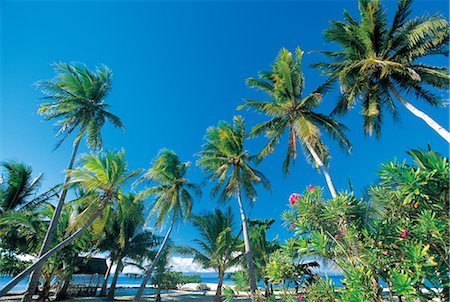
top-left (267, 149), bottom-right (449, 301)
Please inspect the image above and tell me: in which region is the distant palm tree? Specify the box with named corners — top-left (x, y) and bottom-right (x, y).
top-left (239, 48), bottom-right (351, 198)
top-left (133, 150), bottom-right (200, 302)
top-left (101, 193), bottom-right (158, 300)
top-left (197, 116), bottom-right (270, 295)
top-left (22, 63), bottom-right (124, 302)
top-left (176, 208), bottom-right (243, 301)
top-left (314, 0), bottom-right (450, 141)
top-left (247, 219), bottom-right (279, 297)
top-left (0, 151), bottom-right (140, 296)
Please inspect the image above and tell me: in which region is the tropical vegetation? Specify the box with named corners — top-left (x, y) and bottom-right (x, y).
top-left (276, 148), bottom-right (448, 301)
top-left (0, 0), bottom-right (448, 301)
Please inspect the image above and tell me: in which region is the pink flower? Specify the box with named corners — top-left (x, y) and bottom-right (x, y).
top-left (308, 185), bottom-right (315, 191)
top-left (289, 193), bottom-right (301, 205)
top-left (399, 230), bottom-right (409, 238)
top-left (297, 295), bottom-right (304, 302)
top-left (289, 222), bottom-right (295, 231)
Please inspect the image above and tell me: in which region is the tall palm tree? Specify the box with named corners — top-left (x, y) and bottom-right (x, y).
top-left (314, 0), bottom-right (450, 142)
top-left (176, 208), bottom-right (243, 301)
top-left (196, 116), bottom-right (270, 295)
top-left (133, 150), bottom-right (200, 302)
top-left (0, 150), bottom-right (140, 296)
top-left (239, 48), bottom-right (351, 198)
top-left (23, 63), bottom-right (124, 302)
top-left (100, 193), bottom-right (158, 300)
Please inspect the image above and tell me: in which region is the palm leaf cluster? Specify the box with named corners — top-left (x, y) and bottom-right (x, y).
top-left (0, 162), bottom-right (57, 255)
top-left (0, 162), bottom-right (57, 214)
top-left (196, 116), bottom-right (270, 204)
top-left (37, 63), bottom-right (124, 149)
top-left (65, 151), bottom-right (142, 236)
top-left (315, 0), bottom-right (449, 137)
top-left (139, 149), bottom-right (200, 227)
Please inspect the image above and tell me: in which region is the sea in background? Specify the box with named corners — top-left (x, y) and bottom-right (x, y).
top-left (0, 273), bottom-right (345, 296)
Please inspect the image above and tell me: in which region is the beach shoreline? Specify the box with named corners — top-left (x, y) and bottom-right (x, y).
top-left (0, 283), bottom-right (253, 302)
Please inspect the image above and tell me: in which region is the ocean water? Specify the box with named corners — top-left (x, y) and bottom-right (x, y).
top-left (0, 273), bottom-right (345, 296)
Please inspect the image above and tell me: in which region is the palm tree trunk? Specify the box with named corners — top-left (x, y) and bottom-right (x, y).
top-left (107, 258), bottom-right (123, 300)
top-left (54, 274), bottom-right (72, 301)
top-left (215, 269), bottom-right (225, 302)
top-left (133, 217), bottom-right (175, 302)
top-left (22, 131), bottom-right (83, 302)
top-left (36, 277), bottom-right (52, 302)
top-left (236, 187), bottom-right (258, 295)
top-left (304, 141), bottom-right (338, 198)
top-left (155, 288), bottom-right (161, 302)
top-left (99, 258), bottom-right (114, 296)
top-left (263, 278), bottom-right (270, 297)
top-left (390, 84), bottom-right (450, 143)
top-left (0, 197), bottom-right (106, 297)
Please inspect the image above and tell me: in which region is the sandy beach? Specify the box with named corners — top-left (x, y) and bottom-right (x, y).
top-left (0, 283), bottom-right (253, 302)
top-left (0, 292), bottom-right (252, 302)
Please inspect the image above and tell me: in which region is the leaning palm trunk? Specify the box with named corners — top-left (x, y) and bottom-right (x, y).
top-left (22, 133), bottom-right (83, 302)
top-left (390, 84), bottom-right (450, 143)
top-left (236, 188), bottom-right (258, 295)
top-left (133, 218), bottom-right (175, 302)
top-left (99, 258), bottom-right (114, 296)
top-left (0, 197), bottom-right (106, 297)
top-left (107, 258), bottom-right (123, 300)
top-left (304, 141), bottom-right (338, 198)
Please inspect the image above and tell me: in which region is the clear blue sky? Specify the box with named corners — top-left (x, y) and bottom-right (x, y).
top-left (1, 0), bottom-right (449, 249)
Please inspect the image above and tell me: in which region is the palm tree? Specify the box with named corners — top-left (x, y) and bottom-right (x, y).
top-left (100, 193), bottom-right (158, 300)
top-left (150, 244), bottom-right (172, 302)
top-left (133, 150), bottom-right (200, 302)
top-left (23, 63), bottom-right (124, 302)
top-left (196, 116), bottom-right (270, 295)
top-left (247, 219), bottom-right (279, 297)
top-left (176, 208), bottom-right (243, 301)
top-left (238, 48), bottom-right (351, 198)
top-left (0, 150), bottom-right (140, 296)
top-left (314, 0), bottom-right (450, 142)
